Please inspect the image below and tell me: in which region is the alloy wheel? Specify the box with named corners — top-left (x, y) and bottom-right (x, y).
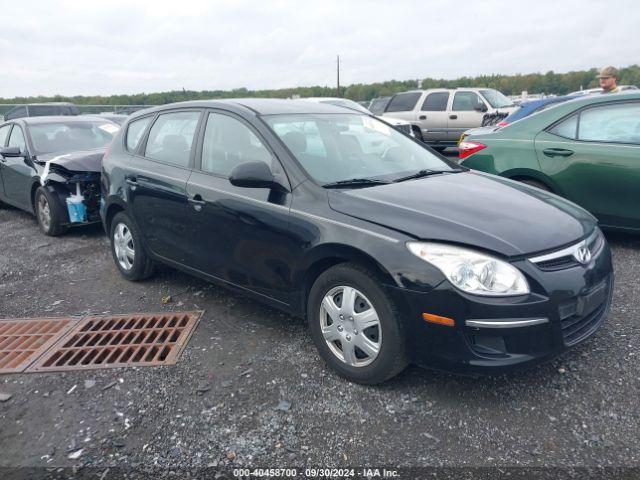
top-left (113, 222), bottom-right (135, 271)
top-left (319, 285), bottom-right (382, 367)
top-left (37, 195), bottom-right (51, 231)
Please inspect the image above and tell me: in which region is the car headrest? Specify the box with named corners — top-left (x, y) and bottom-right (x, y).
top-left (282, 131), bottom-right (307, 154)
top-left (162, 134), bottom-right (189, 152)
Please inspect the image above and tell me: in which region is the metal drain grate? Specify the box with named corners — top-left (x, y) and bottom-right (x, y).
top-left (28, 311), bottom-right (203, 372)
top-left (0, 318), bottom-right (78, 373)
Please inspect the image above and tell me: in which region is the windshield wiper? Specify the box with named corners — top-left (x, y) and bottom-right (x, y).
top-left (392, 169), bottom-right (460, 183)
top-left (323, 178), bottom-right (391, 189)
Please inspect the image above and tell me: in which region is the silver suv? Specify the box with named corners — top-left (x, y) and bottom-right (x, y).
top-left (383, 88), bottom-right (517, 150)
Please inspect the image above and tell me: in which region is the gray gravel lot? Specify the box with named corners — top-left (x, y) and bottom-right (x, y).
top-left (1, 201), bottom-right (639, 474)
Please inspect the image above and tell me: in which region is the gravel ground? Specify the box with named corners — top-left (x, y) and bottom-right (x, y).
top-left (1, 202), bottom-right (639, 477)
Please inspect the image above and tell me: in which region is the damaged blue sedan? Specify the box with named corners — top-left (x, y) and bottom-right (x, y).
top-left (0, 116), bottom-right (119, 235)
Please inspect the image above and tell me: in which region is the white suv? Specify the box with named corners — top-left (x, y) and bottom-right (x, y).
top-left (383, 88), bottom-right (517, 150)
top-left (299, 97), bottom-right (415, 137)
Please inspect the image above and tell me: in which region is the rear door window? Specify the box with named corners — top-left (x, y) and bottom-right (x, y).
top-left (144, 111), bottom-right (201, 167)
top-left (452, 92), bottom-right (485, 111)
top-left (385, 92), bottom-right (421, 112)
top-left (421, 92), bottom-right (449, 111)
top-left (578, 102), bottom-right (640, 144)
top-left (126, 116), bottom-right (153, 152)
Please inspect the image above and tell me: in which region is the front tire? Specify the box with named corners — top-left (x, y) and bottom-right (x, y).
top-left (35, 186), bottom-right (67, 236)
top-left (109, 211), bottom-right (155, 281)
top-left (307, 263), bottom-right (408, 384)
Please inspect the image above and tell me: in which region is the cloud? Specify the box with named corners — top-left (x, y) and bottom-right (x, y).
top-left (0, 0), bottom-right (638, 97)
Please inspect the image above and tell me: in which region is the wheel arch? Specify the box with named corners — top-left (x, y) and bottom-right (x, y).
top-left (295, 243), bottom-right (397, 318)
top-left (103, 199), bottom-right (127, 233)
top-left (501, 168), bottom-right (559, 193)
top-left (30, 180), bottom-right (41, 213)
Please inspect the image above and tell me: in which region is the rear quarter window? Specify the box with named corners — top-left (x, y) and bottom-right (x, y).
top-left (126, 116), bottom-right (153, 152)
top-left (385, 92), bottom-right (421, 113)
top-left (143, 111), bottom-right (201, 167)
top-left (548, 114), bottom-right (578, 139)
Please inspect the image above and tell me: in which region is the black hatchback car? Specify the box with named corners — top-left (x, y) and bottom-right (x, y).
top-left (101, 99), bottom-right (613, 384)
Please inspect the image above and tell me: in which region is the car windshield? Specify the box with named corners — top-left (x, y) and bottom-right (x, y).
top-left (264, 113), bottom-right (457, 185)
top-left (480, 89), bottom-right (514, 108)
top-left (29, 121), bottom-right (119, 154)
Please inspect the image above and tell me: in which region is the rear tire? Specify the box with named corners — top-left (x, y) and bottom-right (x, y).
top-left (109, 211), bottom-right (155, 281)
top-left (307, 263), bottom-right (408, 384)
top-left (519, 179), bottom-right (551, 192)
top-left (35, 187), bottom-right (67, 236)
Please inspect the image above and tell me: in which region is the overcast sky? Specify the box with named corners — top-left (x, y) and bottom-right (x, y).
top-left (0, 0), bottom-right (638, 98)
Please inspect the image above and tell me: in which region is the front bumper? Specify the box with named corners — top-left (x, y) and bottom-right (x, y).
top-left (387, 240), bottom-right (614, 375)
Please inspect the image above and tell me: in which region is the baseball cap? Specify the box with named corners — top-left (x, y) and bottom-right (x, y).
top-left (597, 66), bottom-right (619, 79)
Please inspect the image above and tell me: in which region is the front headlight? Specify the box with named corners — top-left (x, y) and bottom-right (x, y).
top-left (406, 242), bottom-right (529, 296)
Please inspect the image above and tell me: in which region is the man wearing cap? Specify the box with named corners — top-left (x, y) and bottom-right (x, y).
top-left (597, 66), bottom-right (621, 93)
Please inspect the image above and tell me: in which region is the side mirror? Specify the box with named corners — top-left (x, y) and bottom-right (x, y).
top-left (475, 104), bottom-right (488, 113)
top-left (0, 147), bottom-right (22, 157)
top-left (229, 161), bottom-right (289, 192)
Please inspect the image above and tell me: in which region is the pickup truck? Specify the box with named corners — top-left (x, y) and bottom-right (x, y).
top-left (382, 88), bottom-right (517, 150)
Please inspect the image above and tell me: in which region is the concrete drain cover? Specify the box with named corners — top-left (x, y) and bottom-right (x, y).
top-left (0, 311), bottom-right (203, 374)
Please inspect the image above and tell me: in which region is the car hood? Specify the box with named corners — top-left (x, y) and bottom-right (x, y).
top-left (328, 171), bottom-right (596, 257)
top-left (36, 148), bottom-right (106, 173)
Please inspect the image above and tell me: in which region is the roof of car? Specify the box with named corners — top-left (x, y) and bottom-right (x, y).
top-left (21, 102), bottom-right (77, 106)
top-left (129, 98), bottom-right (360, 119)
top-left (12, 115), bottom-right (119, 125)
top-left (551, 90), bottom-right (640, 108)
top-left (402, 88), bottom-right (493, 93)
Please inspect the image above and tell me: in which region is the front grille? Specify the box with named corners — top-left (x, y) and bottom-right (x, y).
top-left (531, 229), bottom-right (605, 272)
top-left (394, 124), bottom-right (411, 135)
top-left (560, 278), bottom-right (611, 346)
top-left (536, 255), bottom-right (579, 271)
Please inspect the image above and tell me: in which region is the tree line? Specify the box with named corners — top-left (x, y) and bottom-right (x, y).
top-left (1, 64), bottom-right (639, 106)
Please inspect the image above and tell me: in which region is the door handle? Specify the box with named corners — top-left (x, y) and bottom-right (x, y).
top-left (418, 115), bottom-right (427, 120)
top-left (125, 178), bottom-right (138, 186)
top-left (188, 195), bottom-right (206, 211)
top-left (449, 115), bottom-right (458, 120)
top-left (543, 148), bottom-right (574, 158)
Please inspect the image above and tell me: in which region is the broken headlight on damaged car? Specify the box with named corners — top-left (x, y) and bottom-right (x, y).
top-left (407, 242), bottom-right (529, 296)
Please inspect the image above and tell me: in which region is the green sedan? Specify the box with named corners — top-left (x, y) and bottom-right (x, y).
top-left (459, 92), bottom-right (640, 232)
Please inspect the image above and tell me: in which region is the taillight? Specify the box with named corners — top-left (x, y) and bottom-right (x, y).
top-left (458, 141), bottom-right (486, 160)
top-left (497, 121), bottom-right (510, 127)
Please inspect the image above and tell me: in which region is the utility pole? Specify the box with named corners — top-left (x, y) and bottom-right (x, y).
top-left (337, 54), bottom-right (340, 97)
